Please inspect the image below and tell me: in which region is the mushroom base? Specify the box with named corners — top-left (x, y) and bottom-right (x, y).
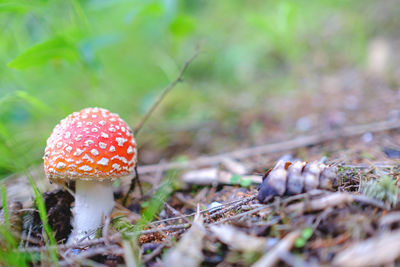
top-left (68, 179), bottom-right (114, 244)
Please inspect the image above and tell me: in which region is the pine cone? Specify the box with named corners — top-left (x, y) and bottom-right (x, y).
top-left (258, 160), bottom-right (338, 203)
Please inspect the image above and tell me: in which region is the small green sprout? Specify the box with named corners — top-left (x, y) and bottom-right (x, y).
top-left (295, 227), bottom-right (313, 248)
top-left (230, 175), bottom-right (252, 187)
top-left (240, 178), bottom-right (252, 187)
top-left (230, 174), bottom-right (241, 184)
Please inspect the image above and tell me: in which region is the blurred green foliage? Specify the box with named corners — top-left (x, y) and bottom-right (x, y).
top-left (0, 0), bottom-right (394, 179)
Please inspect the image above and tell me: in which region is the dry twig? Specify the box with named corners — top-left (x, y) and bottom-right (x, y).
top-left (134, 46), bottom-right (202, 135)
top-left (205, 195), bottom-right (257, 222)
top-left (123, 46), bottom-right (201, 205)
top-left (138, 119), bottom-right (400, 174)
top-left (251, 230), bottom-right (301, 267)
top-left (285, 192), bottom-right (387, 214)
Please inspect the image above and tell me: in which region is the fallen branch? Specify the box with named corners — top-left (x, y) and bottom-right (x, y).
top-left (138, 119), bottom-right (400, 174)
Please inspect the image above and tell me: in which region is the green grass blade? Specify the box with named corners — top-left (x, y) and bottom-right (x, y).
top-left (1, 184), bottom-right (10, 229)
top-left (28, 177), bottom-right (59, 267)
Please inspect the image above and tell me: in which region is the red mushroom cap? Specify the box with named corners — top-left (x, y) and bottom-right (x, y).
top-left (44, 107), bottom-right (137, 181)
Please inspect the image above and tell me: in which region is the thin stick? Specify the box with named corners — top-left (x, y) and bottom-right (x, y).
top-left (133, 46), bottom-right (202, 135)
top-left (149, 196), bottom-right (249, 225)
top-left (209, 205), bottom-right (272, 225)
top-left (123, 46), bottom-right (201, 206)
top-left (204, 195), bottom-right (256, 222)
top-left (251, 230), bottom-right (301, 267)
top-left (137, 119), bottom-right (400, 174)
top-left (140, 223), bottom-right (191, 235)
top-left (285, 192), bottom-right (388, 214)
top-left (143, 243), bottom-right (166, 263)
top-left (123, 166), bottom-right (142, 206)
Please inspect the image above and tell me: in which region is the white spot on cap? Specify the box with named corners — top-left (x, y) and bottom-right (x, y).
top-left (92, 114), bottom-right (97, 118)
top-left (65, 158), bottom-right (74, 163)
top-left (91, 128), bottom-right (98, 132)
top-left (97, 158), bottom-right (109, 166)
top-left (129, 157), bottom-right (136, 165)
top-left (109, 146), bottom-right (116, 152)
top-left (109, 127), bottom-right (116, 132)
top-left (85, 140), bottom-right (94, 146)
top-left (111, 155), bottom-right (128, 163)
top-left (79, 165), bottom-right (92, 172)
top-left (74, 148), bottom-right (84, 156)
top-left (112, 163), bottom-right (121, 171)
top-left (115, 125), bottom-right (120, 130)
top-left (101, 132), bottom-right (109, 138)
top-left (56, 162), bottom-right (66, 169)
top-left (82, 114), bottom-right (88, 119)
top-left (65, 146), bottom-right (72, 153)
top-left (90, 149), bottom-right (99, 156)
top-left (99, 120), bottom-right (106, 126)
top-left (127, 146), bottom-right (134, 154)
top-left (99, 142), bottom-right (107, 149)
top-left (75, 135), bottom-right (83, 141)
top-left (110, 118), bottom-right (116, 122)
top-left (121, 127), bottom-right (126, 132)
top-left (86, 122), bottom-right (93, 126)
top-left (82, 154), bottom-right (94, 163)
top-left (57, 142), bottom-right (63, 148)
top-left (116, 137), bottom-right (127, 147)
top-left (77, 122), bottom-right (82, 128)
top-left (64, 132), bottom-right (71, 138)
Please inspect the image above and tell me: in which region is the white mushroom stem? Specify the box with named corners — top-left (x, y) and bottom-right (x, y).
top-left (68, 179), bottom-right (114, 244)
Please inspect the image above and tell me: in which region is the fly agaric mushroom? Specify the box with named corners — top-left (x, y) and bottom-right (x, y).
top-left (43, 107), bottom-right (137, 243)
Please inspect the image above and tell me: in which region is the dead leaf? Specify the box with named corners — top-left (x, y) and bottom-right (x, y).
top-left (333, 230), bottom-right (400, 267)
top-left (163, 209), bottom-right (206, 267)
top-left (210, 224), bottom-right (267, 252)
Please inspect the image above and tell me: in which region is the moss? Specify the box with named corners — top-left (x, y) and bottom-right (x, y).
top-left (361, 175), bottom-right (399, 207)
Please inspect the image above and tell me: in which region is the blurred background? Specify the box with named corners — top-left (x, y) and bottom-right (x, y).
top-left (1, 0), bottom-right (400, 179)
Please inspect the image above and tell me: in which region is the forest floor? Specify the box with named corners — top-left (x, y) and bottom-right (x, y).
top-left (2, 53), bottom-right (400, 266)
